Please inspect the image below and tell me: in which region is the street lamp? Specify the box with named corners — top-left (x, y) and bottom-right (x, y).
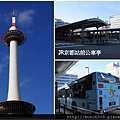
top-left (85, 67), bottom-right (89, 74)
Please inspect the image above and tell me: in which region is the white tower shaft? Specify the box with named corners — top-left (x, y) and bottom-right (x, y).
top-left (7, 40), bottom-right (21, 101)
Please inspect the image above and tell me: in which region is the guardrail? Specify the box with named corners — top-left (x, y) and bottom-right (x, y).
top-left (58, 101), bottom-right (74, 114)
top-left (57, 101), bottom-right (104, 114)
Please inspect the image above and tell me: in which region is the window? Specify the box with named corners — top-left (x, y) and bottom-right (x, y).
top-left (85, 74), bottom-right (92, 90)
top-left (98, 73), bottom-right (120, 84)
top-left (58, 88), bottom-right (65, 97)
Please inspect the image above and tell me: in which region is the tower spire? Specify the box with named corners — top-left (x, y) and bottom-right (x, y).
top-left (12, 11), bottom-right (16, 27)
top-left (9, 11), bottom-right (17, 30)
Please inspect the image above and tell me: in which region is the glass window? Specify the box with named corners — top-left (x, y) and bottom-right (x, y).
top-left (98, 73), bottom-right (120, 84)
top-left (58, 88), bottom-right (65, 97)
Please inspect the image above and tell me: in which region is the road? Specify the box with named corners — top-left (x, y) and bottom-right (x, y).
top-left (107, 109), bottom-right (120, 114)
top-left (55, 41), bottom-right (120, 59)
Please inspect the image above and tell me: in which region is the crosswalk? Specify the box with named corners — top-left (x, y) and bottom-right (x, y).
top-left (55, 42), bottom-right (74, 46)
top-left (55, 42), bottom-right (85, 48)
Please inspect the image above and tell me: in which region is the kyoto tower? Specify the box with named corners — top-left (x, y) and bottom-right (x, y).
top-left (0, 12), bottom-right (36, 116)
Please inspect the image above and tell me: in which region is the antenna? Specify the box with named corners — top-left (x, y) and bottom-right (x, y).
top-left (12, 9), bottom-right (15, 16)
top-left (13, 10), bottom-right (14, 16)
top-left (10, 10), bottom-right (16, 29)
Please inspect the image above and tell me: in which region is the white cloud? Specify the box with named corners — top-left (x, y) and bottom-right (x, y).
top-left (3, 12), bottom-right (12, 25)
top-left (0, 55), bottom-right (9, 74)
top-left (0, 64), bottom-right (4, 73)
top-left (3, 55), bottom-right (9, 62)
top-left (20, 79), bottom-right (30, 87)
top-left (17, 9), bottom-right (35, 27)
top-left (3, 9), bottom-right (35, 30)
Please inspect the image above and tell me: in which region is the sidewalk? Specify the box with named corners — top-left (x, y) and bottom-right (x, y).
top-left (55, 109), bottom-right (63, 114)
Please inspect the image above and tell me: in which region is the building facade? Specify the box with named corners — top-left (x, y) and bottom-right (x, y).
top-left (56, 73), bottom-right (78, 88)
top-left (110, 15), bottom-right (120, 28)
top-left (55, 18), bottom-right (69, 28)
top-left (106, 62), bottom-right (120, 78)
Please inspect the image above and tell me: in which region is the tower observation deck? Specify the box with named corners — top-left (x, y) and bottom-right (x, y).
top-left (0, 12), bottom-right (35, 116)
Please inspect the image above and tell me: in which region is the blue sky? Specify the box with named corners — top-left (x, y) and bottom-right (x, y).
top-left (67, 60), bottom-right (120, 78)
top-left (55, 1), bottom-right (120, 23)
top-left (0, 1), bottom-right (54, 114)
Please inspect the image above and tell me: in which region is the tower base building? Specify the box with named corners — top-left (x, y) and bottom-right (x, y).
top-left (0, 101), bottom-right (35, 116)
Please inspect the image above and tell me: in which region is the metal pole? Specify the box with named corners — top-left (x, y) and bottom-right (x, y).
top-left (64, 104), bottom-right (66, 114)
top-left (82, 25), bottom-right (84, 44)
top-left (85, 67), bottom-right (89, 74)
top-left (58, 101), bottom-right (60, 113)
